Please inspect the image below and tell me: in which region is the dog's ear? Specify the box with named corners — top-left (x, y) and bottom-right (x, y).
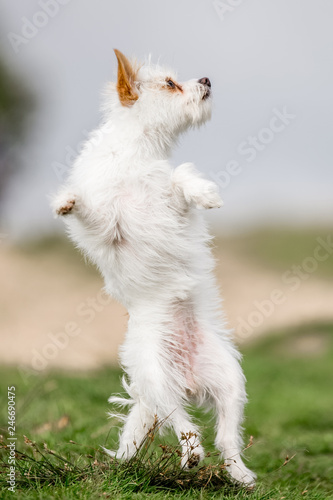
top-left (114, 49), bottom-right (139, 107)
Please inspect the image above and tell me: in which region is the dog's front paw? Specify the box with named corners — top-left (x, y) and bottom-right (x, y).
top-left (193, 182), bottom-right (223, 210)
top-left (172, 163), bottom-right (223, 210)
top-left (57, 198), bottom-right (75, 216)
top-left (52, 192), bottom-right (77, 218)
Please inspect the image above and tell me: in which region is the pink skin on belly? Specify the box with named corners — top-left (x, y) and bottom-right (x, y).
top-left (169, 308), bottom-right (202, 392)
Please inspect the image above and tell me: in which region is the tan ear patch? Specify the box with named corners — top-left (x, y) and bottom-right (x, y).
top-left (114, 49), bottom-right (139, 107)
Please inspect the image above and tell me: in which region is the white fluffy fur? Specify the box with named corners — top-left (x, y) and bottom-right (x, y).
top-left (52, 52), bottom-right (256, 486)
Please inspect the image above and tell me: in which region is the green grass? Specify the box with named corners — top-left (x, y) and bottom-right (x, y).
top-left (1, 323), bottom-right (333, 499)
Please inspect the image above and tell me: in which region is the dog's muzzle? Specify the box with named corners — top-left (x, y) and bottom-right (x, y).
top-left (198, 77), bottom-right (211, 100)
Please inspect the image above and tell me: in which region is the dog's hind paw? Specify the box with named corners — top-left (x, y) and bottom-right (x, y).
top-left (225, 460), bottom-right (256, 488)
top-left (187, 452), bottom-right (201, 468)
top-left (180, 438), bottom-right (205, 469)
top-left (181, 449), bottom-right (203, 469)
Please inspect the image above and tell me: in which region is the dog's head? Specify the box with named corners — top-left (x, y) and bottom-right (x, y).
top-left (106, 50), bottom-right (212, 139)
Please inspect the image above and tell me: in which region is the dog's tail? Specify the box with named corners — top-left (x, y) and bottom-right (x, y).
top-left (104, 377), bottom-right (135, 457)
top-left (100, 446), bottom-right (117, 458)
top-left (108, 375), bottom-right (135, 420)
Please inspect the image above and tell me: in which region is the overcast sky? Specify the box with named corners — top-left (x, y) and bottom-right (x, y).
top-left (1, 0), bottom-right (332, 239)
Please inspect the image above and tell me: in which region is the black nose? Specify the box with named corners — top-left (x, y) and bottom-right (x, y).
top-left (198, 77), bottom-right (211, 88)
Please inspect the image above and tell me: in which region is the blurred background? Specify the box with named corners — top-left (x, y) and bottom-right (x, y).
top-left (0, 0), bottom-right (332, 372)
top-left (0, 4), bottom-right (333, 495)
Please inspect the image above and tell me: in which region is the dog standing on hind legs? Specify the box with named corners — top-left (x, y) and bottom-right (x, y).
top-left (52, 49), bottom-right (256, 486)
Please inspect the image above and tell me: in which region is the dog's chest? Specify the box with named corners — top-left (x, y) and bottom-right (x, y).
top-left (74, 165), bottom-right (200, 302)
top-left (111, 172), bottom-right (186, 238)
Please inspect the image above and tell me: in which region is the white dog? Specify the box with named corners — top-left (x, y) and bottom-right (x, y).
top-left (52, 50), bottom-right (256, 486)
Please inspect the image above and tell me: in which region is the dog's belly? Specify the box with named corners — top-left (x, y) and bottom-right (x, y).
top-left (168, 307), bottom-right (202, 394)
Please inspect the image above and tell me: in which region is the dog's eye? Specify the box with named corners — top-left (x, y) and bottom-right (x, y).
top-left (166, 79), bottom-right (176, 89)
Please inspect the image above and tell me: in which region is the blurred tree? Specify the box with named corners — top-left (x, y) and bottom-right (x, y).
top-left (0, 53), bottom-right (33, 204)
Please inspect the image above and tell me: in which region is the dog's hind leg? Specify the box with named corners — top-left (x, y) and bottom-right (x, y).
top-left (196, 336), bottom-right (256, 486)
top-left (116, 402), bottom-right (155, 460)
top-left (113, 391), bottom-right (204, 467)
top-left (168, 407), bottom-right (205, 468)
top-left (118, 315), bottom-right (205, 468)
top-left (213, 387), bottom-right (256, 486)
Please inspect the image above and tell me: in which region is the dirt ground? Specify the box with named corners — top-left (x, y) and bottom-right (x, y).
top-left (1, 241), bottom-right (333, 374)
